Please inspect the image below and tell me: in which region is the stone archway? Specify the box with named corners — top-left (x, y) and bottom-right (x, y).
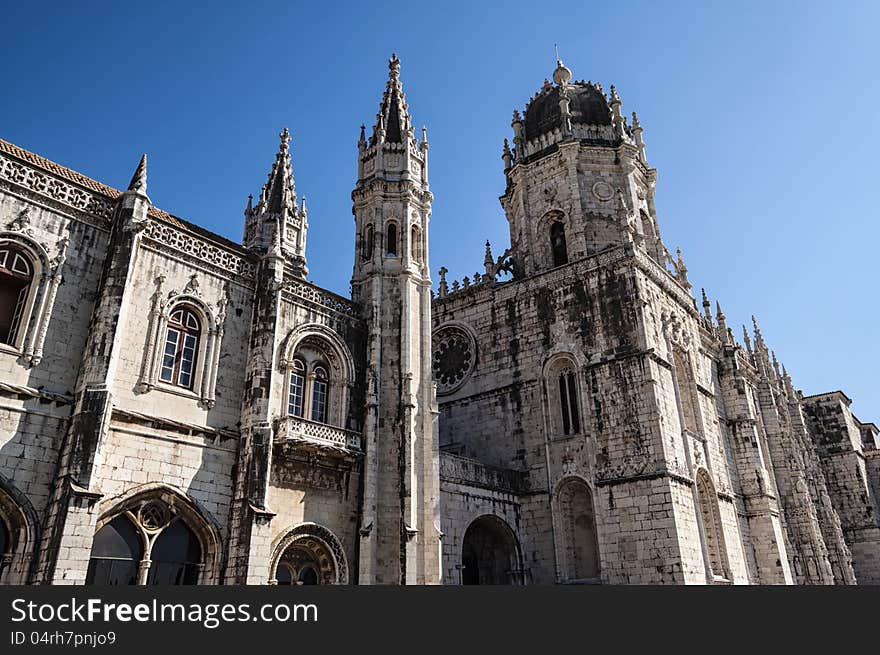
top-left (556, 477), bottom-right (600, 582)
top-left (461, 515), bottom-right (522, 585)
top-left (269, 523), bottom-right (348, 585)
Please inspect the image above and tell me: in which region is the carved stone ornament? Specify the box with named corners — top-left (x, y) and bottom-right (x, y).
top-left (432, 324), bottom-right (476, 395)
top-left (591, 180), bottom-right (614, 201)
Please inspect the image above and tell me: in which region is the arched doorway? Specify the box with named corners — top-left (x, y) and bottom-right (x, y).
top-left (461, 515), bottom-right (521, 585)
top-left (270, 523), bottom-right (348, 585)
top-left (556, 477), bottom-right (600, 582)
top-left (0, 479), bottom-right (38, 584)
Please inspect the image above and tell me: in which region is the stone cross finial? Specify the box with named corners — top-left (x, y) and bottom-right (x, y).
top-left (438, 266), bottom-right (448, 297)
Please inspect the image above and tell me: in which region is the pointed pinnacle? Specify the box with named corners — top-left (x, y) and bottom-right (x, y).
top-left (715, 300), bottom-right (725, 321)
top-left (388, 52), bottom-right (400, 78)
top-left (127, 154), bottom-right (147, 194)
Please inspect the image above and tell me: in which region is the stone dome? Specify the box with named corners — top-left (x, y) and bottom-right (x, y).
top-left (523, 81), bottom-right (612, 142)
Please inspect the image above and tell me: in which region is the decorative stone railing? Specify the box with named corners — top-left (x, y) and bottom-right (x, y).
top-left (439, 452), bottom-right (528, 493)
top-left (275, 416), bottom-right (362, 453)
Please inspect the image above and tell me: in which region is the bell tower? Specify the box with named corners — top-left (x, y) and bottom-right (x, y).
top-left (351, 54), bottom-right (441, 584)
top-left (500, 59), bottom-right (667, 278)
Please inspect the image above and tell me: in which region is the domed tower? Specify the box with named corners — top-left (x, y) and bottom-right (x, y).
top-left (501, 59), bottom-right (666, 278)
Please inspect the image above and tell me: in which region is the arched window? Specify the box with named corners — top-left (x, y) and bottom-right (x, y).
top-left (146, 521), bottom-right (201, 586)
top-left (386, 222), bottom-right (398, 257)
top-left (85, 515), bottom-right (143, 586)
top-left (274, 546), bottom-right (322, 586)
top-left (0, 245), bottom-right (34, 346)
top-left (287, 359), bottom-right (306, 417)
top-left (159, 306), bottom-right (201, 389)
top-left (411, 225), bottom-right (423, 264)
top-left (550, 221), bottom-right (568, 267)
top-left (556, 478), bottom-right (600, 582)
top-left (311, 365), bottom-right (329, 424)
top-left (696, 471), bottom-right (730, 582)
top-left (558, 369), bottom-right (581, 435)
top-left (545, 358), bottom-right (582, 437)
top-left (361, 224), bottom-right (374, 261)
top-left (86, 498), bottom-right (209, 586)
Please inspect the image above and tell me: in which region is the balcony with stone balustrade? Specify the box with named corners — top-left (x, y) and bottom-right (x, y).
top-left (273, 415), bottom-right (363, 460)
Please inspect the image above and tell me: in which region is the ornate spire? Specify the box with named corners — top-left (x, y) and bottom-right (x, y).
top-left (502, 138), bottom-right (513, 170)
top-left (127, 154), bottom-right (148, 195)
top-left (263, 128), bottom-right (297, 216)
top-left (742, 325), bottom-right (753, 354)
top-left (701, 288), bottom-right (712, 320)
top-left (484, 240), bottom-right (495, 276)
top-left (715, 300), bottom-right (727, 332)
top-left (370, 53), bottom-right (413, 146)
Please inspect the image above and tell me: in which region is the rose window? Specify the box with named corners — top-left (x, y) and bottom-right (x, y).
top-left (432, 325), bottom-right (476, 394)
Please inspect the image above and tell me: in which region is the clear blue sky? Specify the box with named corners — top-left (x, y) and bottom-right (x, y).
top-left (2, 1), bottom-right (877, 419)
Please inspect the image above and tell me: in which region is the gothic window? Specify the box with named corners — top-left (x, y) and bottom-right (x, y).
top-left (311, 365), bottom-right (328, 424)
top-left (85, 516), bottom-right (143, 586)
top-left (550, 221), bottom-right (568, 267)
top-left (556, 478), bottom-right (600, 582)
top-left (0, 245), bottom-right (34, 346)
top-left (285, 344), bottom-right (336, 425)
top-left (159, 306), bottom-right (201, 389)
top-left (146, 521), bottom-right (201, 586)
top-left (695, 470), bottom-right (730, 582)
top-left (545, 357), bottom-right (583, 437)
top-left (361, 224), bottom-right (374, 261)
top-left (86, 498), bottom-right (208, 586)
top-left (288, 359), bottom-right (306, 417)
top-left (558, 371), bottom-right (581, 435)
top-left (411, 225), bottom-right (423, 264)
top-left (386, 221), bottom-right (398, 257)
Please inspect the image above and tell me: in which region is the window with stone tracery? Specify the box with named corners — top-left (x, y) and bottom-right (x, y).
top-left (86, 500), bottom-right (204, 586)
top-left (285, 350), bottom-right (333, 425)
top-left (545, 357), bottom-right (583, 437)
top-left (159, 306), bottom-right (201, 389)
top-left (0, 245), bottom-right (34, 346)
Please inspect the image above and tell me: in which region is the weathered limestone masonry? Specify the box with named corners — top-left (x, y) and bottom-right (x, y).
top-left (801, 392), bottom-right (880, 583)
top-left (0, 55), bottom-right (876, 585)
top-left (351, 54), bottom-right (441, 584)
top-left (432, 59), bottom-right (877, 585)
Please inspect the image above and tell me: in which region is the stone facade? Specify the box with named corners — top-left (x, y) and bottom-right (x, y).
top-left (0, 56), bottom-right (877, 585)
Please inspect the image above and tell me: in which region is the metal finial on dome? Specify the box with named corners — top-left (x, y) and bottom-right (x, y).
top-left (552, 56), bottom-right (571, 86)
